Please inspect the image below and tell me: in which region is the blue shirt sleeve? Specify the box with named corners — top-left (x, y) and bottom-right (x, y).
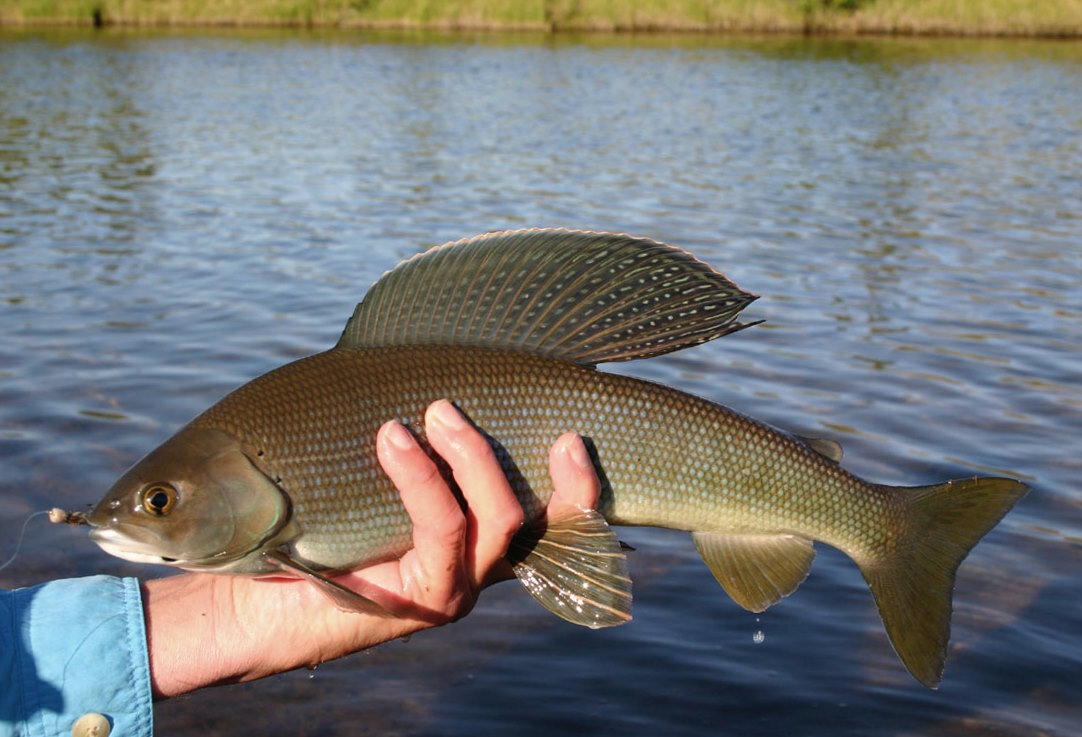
top-left (1, 576), bottom-right (153, 737)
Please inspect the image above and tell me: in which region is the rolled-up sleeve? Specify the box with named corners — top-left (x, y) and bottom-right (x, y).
top-left (1, 576), bottom-right (153, 737)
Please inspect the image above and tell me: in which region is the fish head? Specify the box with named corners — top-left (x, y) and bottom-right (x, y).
top-left (88, 426), bottom-right (291, 572)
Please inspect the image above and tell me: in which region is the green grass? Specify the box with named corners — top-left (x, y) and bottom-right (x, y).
top-left (2, 0), bottom-right (1081, 35)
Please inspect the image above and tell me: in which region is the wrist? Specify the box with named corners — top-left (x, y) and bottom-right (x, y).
top-left (142, 574), bottom-right (238, 699)
top-left (142, 572), bottom-right (435, 699)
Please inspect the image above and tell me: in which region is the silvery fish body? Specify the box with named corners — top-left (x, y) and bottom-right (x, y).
top-left (190, 345), bottom-right (875, 571)
top-left (87, 229), bottom-right (1027, 688)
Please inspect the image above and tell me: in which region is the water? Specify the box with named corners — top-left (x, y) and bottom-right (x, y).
top-left (2, 28), bottom-right (1080, 736)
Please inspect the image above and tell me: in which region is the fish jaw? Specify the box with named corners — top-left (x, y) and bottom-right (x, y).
top-left (88, 519), bottom-right (298, 574)
top-left (88, 523), bottom-right (174, 562)
top-left (88, 525), bottom-right (188, 566)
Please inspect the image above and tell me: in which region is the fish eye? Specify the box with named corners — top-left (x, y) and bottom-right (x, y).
top-left (141, 484), bottom-right (177, 517)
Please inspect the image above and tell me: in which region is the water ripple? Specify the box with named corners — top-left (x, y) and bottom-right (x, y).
top-left (2, 29), bottom-right (1080, 737)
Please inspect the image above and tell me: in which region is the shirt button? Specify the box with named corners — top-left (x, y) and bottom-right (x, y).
top-left (71, 712), bottom-right (111, 737)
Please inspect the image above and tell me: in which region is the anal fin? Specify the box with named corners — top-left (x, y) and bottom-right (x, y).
top-left (692, 531), bottom-right (815, 613)
top-left (508, 509), bottom-right (632, 629)
top-left (263, 549), bottom-right (392, 617)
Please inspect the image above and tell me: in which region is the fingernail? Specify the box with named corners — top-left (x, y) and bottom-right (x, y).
top-left (430, 400), bottom-right (467, 430)
top-left (566, 436), bottom-right (592, 471)
top-left (384, 422), bottom-right (415, 451)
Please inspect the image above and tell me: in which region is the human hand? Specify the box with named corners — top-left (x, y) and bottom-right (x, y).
top-left (142, 399), bottom-right (601, 699)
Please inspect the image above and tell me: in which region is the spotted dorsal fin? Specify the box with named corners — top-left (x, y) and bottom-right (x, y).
top-left (336, 229), bottom-right (759, 365)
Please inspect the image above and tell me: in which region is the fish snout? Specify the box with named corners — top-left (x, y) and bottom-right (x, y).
top-left (86, 498), bottom-right (122, 529)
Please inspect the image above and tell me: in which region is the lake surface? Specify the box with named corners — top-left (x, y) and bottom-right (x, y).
top-left (1, 28), bottom-right (1080, 736)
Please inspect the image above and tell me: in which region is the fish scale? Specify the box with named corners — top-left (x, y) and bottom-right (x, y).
top-left (87, 229), bottom-right (1027, 688)
top-left (192, 344), bottom-right (899, 572)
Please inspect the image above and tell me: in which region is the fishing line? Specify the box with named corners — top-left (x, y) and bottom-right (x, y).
top-left (0, 508), bottom-right (89, 572)
top-left (0, 510), bottom-right (49, 572)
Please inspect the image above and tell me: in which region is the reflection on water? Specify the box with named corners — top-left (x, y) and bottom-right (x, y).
top-left (1, 28), bottom-right (1080, 737)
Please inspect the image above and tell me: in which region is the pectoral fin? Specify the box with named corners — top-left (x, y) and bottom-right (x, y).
top-left (508, 509), bottom-right (632, 629)
top-left (692, 531), bottom-right (815, 613)
top-left (263, 549), bottom-right (392, 617)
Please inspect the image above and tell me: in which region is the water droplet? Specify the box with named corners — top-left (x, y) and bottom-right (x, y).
top-left (752, 630), bottom-right (765, 644)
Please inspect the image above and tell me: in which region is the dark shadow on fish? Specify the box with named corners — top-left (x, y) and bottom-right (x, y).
top-left (580, 435), bottom-right (616, 518)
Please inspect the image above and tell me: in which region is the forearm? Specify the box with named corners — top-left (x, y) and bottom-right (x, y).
top-left (141, 573), bottom-right (429, 699)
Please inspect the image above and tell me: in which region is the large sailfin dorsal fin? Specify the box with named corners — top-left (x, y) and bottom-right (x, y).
top-left (337, 229), bottom-right (759, 365)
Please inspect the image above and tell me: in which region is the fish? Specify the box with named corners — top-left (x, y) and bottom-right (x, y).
top-left (87, 228), bottom-right (1027, 688)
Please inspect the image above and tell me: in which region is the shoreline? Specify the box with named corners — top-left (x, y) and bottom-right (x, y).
top-left (3, 2), bottom-right (1082, 38)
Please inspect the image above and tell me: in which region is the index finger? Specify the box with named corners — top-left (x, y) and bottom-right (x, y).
top-left (424, 400), bottom-right (524, 586)
top-left (376, 420), bottom-right (467, 588)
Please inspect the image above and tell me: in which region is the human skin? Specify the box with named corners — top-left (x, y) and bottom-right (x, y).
top-left (141, 399), bottom-right (601, 699)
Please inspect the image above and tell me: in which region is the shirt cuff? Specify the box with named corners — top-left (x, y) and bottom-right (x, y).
top-left (5, 575), bottom-right (153, 737)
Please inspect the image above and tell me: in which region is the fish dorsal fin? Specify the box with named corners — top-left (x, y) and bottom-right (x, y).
top-left (796, 435), bottom-right (843, 463)
top-left (692, 531), bottom-right (815, 613)
top-left (337, 229), bottom-right (759, 365)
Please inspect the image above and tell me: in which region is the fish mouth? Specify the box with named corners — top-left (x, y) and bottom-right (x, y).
top-left (88, 526), bottom-right (184, 566)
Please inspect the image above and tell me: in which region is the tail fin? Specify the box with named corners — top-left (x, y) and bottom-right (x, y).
top-left (858, 477), bottom-right (1027, 688)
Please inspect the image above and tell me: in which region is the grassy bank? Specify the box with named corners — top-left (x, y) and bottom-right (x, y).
top-left (3, 0), bottom-right (1082, 36)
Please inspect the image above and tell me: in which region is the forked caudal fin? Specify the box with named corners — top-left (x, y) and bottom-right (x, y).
top-left (858, 477), bottom-right (1028, 688)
